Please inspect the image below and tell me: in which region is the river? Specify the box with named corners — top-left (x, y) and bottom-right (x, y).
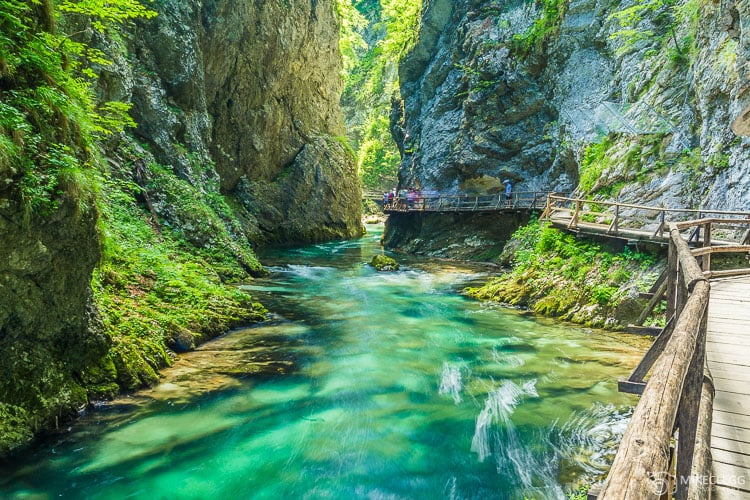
top-left (0, 224), bottom-right (648, 499)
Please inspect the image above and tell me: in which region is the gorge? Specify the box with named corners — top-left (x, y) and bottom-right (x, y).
top-left (1, 0), bottom-right (749, 496)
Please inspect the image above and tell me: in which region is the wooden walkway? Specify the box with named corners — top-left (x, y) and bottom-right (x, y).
top-left (551, 198), bottom-right (750, 498)
top-left (707, 276), bottom-right (750, 499)
top-left (380, 191), bottom-right (549, 214)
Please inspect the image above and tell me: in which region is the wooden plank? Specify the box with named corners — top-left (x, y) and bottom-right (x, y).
top-left (706, 342), bottom-right (750, 357)
top-left (714, 410), bottom-right (750, 431)
top-left (713, 447), bottom-right (750, 469)
top-left (707, 336), bottom-right (750, 349)
top-left (713, 377), bottom-right (750, 397)
top-left (692, 245), bottom-right (750, 257)
top-left (712, 461), bottom-right (750, 492)
top-left (713, 421), bottom-right (750, 443)
top-left (710, 293), bottom-right (750, 301)
top-left (713, 435), bottom-right (750, 455)
top-left (712, 485), bottom-right (750, 500)
top-left (707, 353), bottom-right (750, 369)
top-left (626, 325), bottom-right (664, 336)
top-left (629, 317), bottom-right (675, 382)
top-left (709, 362), bottom-right (750, 381)
top-left (707, 320), bottom-right (750, 330)
top-left (708, 331), bottom-right (750, 341)
top-left (618, 379), bottom-right (645, 395)
top-left (707, 309), bottom-right (750, 321)
top-left (715, 391), bottom-right (750, 416)
top-left (707, 324), bottom-right (750, 336)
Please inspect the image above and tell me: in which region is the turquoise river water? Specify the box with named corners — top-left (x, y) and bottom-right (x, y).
top-left (0, 224), bottom-right (648, 499)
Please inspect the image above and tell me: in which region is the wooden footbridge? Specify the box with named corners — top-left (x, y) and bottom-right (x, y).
top-left (539, 196), bottom-right (750, 499)
top-left (376, 191), bottom-right (549, 213)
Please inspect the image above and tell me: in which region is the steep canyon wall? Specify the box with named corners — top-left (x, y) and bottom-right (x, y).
top-left (0, 0), bottom-right (359, 453)
top-left (385, 0), bottom-right (750, 256)
top-left (117, 0), bottom-right (362, 243)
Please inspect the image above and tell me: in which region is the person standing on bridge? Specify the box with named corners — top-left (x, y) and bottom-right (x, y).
top-left (503, 179), bottom-right (513, 208)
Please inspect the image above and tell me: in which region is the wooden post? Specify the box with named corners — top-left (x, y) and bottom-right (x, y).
top-left (610, 203), bottom-right (620, 235)
top-left (676, 261), bottom-right (687, 319)
top-left (636, 278), bottom-right (669, 326)
top-left (541, 193), bottom-right (552, 219)
top-left (569, 200), bottom-right (582, 229)
top-left (674, 308), bottom-right (708, 499)
top-left (702, 223), bottom-right (711, 272)
top-left (687, 366), bottom-right (714, 500)
top-left (660, 209), bottom-right (666, 239)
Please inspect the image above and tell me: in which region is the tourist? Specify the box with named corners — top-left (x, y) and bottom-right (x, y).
top-left (406, 188), bottom-right (417, 209)
top-left (503, 179), bottom-right (513, 208)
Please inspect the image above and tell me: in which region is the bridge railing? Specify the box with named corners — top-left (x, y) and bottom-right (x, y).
top-left (598, 218), bottom-right (750, 499)
top-left (383, 191), bottom-right (549, 213)
top-left (542, 194), bottom-right (750, 242)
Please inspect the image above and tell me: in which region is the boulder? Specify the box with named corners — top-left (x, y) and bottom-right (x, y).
top-left (370, 254), bottom-right (400, 272)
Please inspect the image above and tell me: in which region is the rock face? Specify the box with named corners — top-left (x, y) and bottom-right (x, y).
top-left (0, 193), bottom-right (107, 449)
top-left (104, 0), bottom-right (361, 244)
top-left (387, 0), bottom-right (750, 255)
top-left (0, 0), bottom-right (361, 453)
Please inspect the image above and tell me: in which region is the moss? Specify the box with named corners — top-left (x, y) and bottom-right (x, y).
top-left (90, 154), bottom-right (268, 395)
top-left (509, 0), bottom-right (569, 57)
top-left (370, 254), bottom-right (400, 271)
top-left (466, 220), bottom-right (658, 328)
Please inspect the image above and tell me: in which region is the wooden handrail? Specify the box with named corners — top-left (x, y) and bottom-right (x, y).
top-left (691, 244), bottom-right (750, 257)
top-left (599, 224), bottom-right (710, 499)
top-left (673, 217), bottom-right (750, 229)
top-left (383, 191), bottom-right (552, 213)
top-left (547, 195), bottom-right (750, 217)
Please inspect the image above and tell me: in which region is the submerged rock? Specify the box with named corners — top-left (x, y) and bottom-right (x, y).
top-left (370, 254), bottom-right (400, 272)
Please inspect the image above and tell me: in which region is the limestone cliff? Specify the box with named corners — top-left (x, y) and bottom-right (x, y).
top-left (104, 0), bottom-right (362, 244)
top-left (386, 0), bottom-right (750, 256)
top-left (0, 0), bottom-right (359, 454)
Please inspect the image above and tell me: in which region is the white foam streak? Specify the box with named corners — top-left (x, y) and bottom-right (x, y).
top-left (438, 363), bottom-right (463, 404)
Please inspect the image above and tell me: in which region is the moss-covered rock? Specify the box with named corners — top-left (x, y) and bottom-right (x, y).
top-left (466, 221), bottom-right (661, 329)
top-left (370, 254), bottom-right (400, 271)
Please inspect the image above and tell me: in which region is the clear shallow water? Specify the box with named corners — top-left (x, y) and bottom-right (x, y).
top-left (0, 225), bottom-right (648, 499)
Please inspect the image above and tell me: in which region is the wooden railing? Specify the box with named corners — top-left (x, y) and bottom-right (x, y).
top-left (383, 191), bottom-right (549, 213)
top-left (598, 218), bottom-right (750, 499)
top-left (542, 194), bottom-right (750, 242)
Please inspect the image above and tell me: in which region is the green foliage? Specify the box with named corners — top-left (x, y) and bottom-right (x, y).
top-left (608, 0), bottom-right (700, 60)
top-left (579, 134), bottom-right (672, 197)
top-left (0, 403), bottom-right (33, 452)
top-left (466, 220), bottom-right (657, 328)
top-left (381, 0), bottom-right (422, 60)
top-left (340, 0), bottom-right (411, 191)
top-left (336, 0), bottom-right (368, 76)
top-left (0, 0), bottom-right (154, 216)
top-left (579, 137), bottom-right (614, 193)
top-left (510, 0), bottom-right (568, 56)
top-left (357, 115), bottom-right (400, 189)
top-left (567, 485), bottom-right (591, 500)
top-left (59, 0), bottom-right (157, 32)
top-left (92, 160), bottom-right (267, 389)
